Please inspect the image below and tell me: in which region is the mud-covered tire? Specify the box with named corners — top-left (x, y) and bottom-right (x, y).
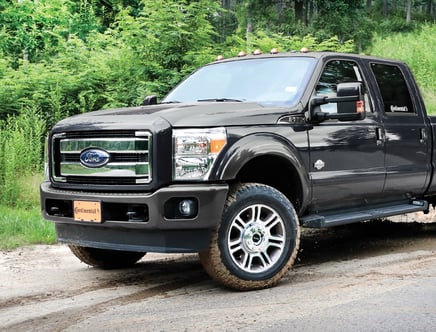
top-left (69, 245), bottom-right (146, 269)
top-left (199, 183), bottom-right (300, 290)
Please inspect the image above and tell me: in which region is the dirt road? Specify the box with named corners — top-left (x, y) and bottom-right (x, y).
top-left (1, 218), bottom-right (436, 331)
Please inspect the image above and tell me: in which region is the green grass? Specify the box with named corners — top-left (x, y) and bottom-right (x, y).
top-left (0, 173), bottom-right (56, 250)
top-left (0, 204), bottom-right (56, 250)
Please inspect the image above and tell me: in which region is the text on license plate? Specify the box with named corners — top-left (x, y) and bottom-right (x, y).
top-left (73, 201), bottom-right (102, 223)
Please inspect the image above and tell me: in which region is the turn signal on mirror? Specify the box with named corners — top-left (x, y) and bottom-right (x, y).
top-left (356, 100), bottom-right (365, 113)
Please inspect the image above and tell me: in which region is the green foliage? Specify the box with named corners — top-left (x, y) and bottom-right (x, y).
top-left (313, 0), bottom-right (369, 46)
top-left (369, 24), bottom-right (436, 114)
top-left (233, 0), bottom-right (375, 52)
top-left (0, 108), bottom-right (46, 206)
top-left (0, 0), bottom-right (103, 66)
top-left (0, 0), bottom-right (71, 64)
top-left (108, 0), bottom-right (222, 96)
top-left (218, 31), bottom-right (355, 58)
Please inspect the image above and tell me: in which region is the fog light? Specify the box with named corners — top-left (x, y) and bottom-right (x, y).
top-left (164, 197), bottom-right (198, 219)
top-left (179, 199), bottom-right (197, 217)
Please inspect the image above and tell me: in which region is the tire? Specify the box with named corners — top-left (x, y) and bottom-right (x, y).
top-left (199, 183), bottom-right (300, 290)
top-left (69, 245), bottom-right (146, 269)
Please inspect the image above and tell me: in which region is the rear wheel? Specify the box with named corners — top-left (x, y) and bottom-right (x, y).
top-left (69, 245), bottom-right (146, 269)
top-left (199, 183), bottom-right (300, 290)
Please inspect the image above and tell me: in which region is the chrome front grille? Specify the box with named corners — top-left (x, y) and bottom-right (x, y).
top-left (52, 131), bottom-right (152, 185)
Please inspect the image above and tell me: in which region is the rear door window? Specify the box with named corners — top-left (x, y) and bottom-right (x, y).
top-left (370, 63), bottom-right (415, 114)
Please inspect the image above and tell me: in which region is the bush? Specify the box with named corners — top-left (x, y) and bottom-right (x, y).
top-left (0, 107), bottom-right (45, 207)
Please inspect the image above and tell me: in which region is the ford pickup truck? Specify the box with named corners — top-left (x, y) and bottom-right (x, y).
top-left (41, 51), bottom-right (435, 290)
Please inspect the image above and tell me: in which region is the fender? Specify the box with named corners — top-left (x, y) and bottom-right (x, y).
top-left (212, 132), bottom-right (311, 214)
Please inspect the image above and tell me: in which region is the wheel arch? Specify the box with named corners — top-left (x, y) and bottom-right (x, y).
top-left (213, 133), bottom-right (310, 215)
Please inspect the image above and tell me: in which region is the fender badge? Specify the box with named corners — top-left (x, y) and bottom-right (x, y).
top-left (314, 159), bottom-right (325, 170)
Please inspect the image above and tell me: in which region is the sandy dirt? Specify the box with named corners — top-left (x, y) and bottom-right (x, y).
top-left (1, 213), bottom-right (436, 331)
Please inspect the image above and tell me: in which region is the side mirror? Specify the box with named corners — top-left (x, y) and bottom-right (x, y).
top-left (310, 82), bottom-right (365, 122)
top-left (142, 95), bottom-right (158, 106)
top-left (336, 82), bottom-right (363, 114)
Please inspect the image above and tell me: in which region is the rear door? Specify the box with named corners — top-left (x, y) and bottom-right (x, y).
top-left (370, 62), bottom-right (431, 198)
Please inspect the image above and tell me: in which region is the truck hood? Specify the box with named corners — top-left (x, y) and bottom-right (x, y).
top-left (52, 102), bottom-right (294, 132)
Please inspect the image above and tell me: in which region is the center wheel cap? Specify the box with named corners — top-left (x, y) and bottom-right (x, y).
top-left (242, 223), bottom-right (269, 253)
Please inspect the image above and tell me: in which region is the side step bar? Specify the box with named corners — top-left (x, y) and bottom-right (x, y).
top-left (300, 200), bottom-right (429, 228)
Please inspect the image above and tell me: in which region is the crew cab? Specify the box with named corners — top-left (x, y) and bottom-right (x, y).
top-left (41, 51), bottom-right (435, 290)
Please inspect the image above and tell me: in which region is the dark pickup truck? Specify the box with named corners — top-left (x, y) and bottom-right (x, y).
top-left (41, 51), bottom-right (435, 290)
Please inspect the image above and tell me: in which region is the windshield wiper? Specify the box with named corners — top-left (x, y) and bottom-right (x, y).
top-left (161, 100), bottom-right (181, 104)
top-left (197, 98), bottom-right (244, 102)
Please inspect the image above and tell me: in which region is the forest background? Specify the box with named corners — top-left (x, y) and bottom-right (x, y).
top-left (0, 0), bottom-right (435, 248)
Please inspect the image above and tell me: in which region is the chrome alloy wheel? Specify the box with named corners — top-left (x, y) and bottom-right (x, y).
top-left (227, 203), bottom-right (286, 273)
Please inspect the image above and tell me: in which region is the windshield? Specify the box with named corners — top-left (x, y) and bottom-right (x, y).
top-left (163, 57), bottom-right (316, 107)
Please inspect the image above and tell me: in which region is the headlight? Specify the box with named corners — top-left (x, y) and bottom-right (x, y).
top-left (173, 127), bottom-right (227, 180)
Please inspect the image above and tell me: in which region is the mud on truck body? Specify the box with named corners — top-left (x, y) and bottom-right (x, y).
top-left (41, 51), bottom-right (436, 290)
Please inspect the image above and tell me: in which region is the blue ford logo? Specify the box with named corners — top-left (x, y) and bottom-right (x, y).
top-left (80, 149), bottom-right (110, 168)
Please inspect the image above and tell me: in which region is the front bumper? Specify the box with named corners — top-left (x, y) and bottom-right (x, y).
top-left (40, 181), bottom-right (228, 252)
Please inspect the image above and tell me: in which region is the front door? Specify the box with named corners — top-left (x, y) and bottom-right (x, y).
top-left (308, 59), bottom-right (385, 212)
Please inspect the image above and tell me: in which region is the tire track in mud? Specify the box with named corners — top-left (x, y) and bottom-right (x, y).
top-left (0, 256), bottom-right (209, 331)
top-left (1, 272), bottom-right (208, 332)
top-left (0, 255), bottom-right (201, 310)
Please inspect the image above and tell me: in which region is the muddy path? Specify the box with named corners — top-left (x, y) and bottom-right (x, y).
top-left (1, 219), bottom-right (436, 331)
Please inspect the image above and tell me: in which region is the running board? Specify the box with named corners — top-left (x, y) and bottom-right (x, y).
top-left (300, 200), bottom-right (428, 228)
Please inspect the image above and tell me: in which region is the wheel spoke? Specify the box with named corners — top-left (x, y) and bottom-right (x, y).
top-left (243, 252), bottom-right (252, 270)
top-left (259, 251), bottom-right (272, 267)
top-left (254, 205), bottom-right (263, 222)
top-left (264, 214), bottom-right (280, 230)
top-left (229, 237), bottom-right (243, 254)
top-left (269, 234), bottom-right (285, 248)
top-left (233, 215), bottom-right (247, 232)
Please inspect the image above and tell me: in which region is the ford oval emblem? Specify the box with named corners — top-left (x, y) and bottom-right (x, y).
top-left (79, 149), bottom-right (110, 168)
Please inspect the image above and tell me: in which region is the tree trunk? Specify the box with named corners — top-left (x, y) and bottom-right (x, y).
top-left (427, 0), bottom-right (434, 16)
top-left (309, 0), bottom-right (317, 24)
top-left (221, 0), bottom-right (231, 10)
top-left (366, 0), bottom-right (372, 12)
top-left (392, 0), bottom-right (398, 12)
top-left (406, 0), bottom-right (412, 23)
top-left (295, 0), bottom-right (304, 23)
top-left (382, 0), bottom-right (388, 17)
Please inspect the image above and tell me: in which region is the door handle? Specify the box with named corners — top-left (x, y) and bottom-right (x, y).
top-left (420, 128), bottom-right (428, 144)
top-left (376, 127), bottom-right (385, 146)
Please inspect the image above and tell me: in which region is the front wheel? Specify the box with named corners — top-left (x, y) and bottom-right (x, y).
top-left (69, 245), bottom-right (146, 269)
top-left (199, 183), bottom-right (300, 290)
